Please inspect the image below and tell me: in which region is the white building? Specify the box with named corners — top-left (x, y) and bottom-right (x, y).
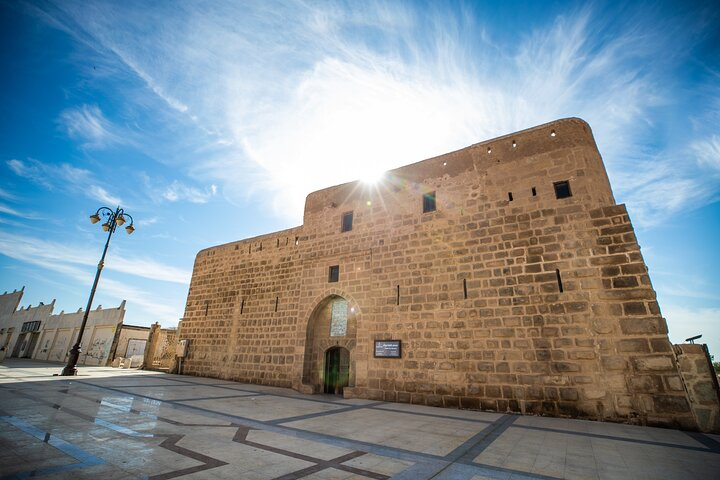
top-left (0, 288), bottom-right (127, 366)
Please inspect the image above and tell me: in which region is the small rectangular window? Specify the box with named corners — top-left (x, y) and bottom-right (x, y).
top-left (508, 192), bottom-right (513, 202)
top-left (532, 187), bottom-right (537, 196)
top-left (423, 191), bottom-right (436, 213)
top-left (341, 211), bottom-right (353, 232)
top-left (554, 181), bottom-right (572, 199)
top-left (328, 265), bottom-right (340, 283)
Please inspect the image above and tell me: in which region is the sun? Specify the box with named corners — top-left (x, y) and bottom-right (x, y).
top-left (359, 169), bottom-right (385, 185)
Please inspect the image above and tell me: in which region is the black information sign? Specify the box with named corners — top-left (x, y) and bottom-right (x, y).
top-left (374, 340), bottom-right (401, 358)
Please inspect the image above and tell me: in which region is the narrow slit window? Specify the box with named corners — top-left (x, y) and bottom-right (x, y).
top-left (248, 245), bottom-right (251, 254)
top-left (341, 211), bottom-right (353, 232)
top-left (240, 299), bottom-right (245, 314)
top-left (328, 265), bottom-right (340, 283)
top-left (396, 285), bottom-right (400, 305)
top-left (463, 279), bottom-right (468, 299)
top-left (554, 181), bottom-right (572, 199)
top-left (275, 297), bottom-right (279, 312)
top-left (295, 236), bottom-right (299, 246)
top-left (423, 191), bottom-right (436, 213)
top-left (556, 269), bottom-right (564, 293)
top-left (532, 187), bottom-right (537, 196)
top-left (508, 192), bottom-right (513, 202)
top-left (277, 238), bottom-right (280, 248)
top-left (204, 301), bottom-right (209, 317)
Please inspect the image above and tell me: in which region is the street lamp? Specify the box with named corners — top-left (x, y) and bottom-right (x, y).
top-left (60, 206), bottom-right (135, 376)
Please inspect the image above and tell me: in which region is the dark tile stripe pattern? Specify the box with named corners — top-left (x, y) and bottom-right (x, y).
top-left (3, 387), bottom-right (228, 480)
top-left (233, 425), bottom-right (389, 480)
top-left (150, 435), bottom-right (229, 480)
top-left (2, 363), bottom-right (720, 480)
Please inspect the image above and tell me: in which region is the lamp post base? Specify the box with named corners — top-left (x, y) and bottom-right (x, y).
top-left (60, 347), bottom-right (81, 376)
top-left (60, 366), bottom-right (77, 376)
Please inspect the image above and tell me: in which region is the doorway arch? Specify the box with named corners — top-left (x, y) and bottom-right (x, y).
top-left (324, 346), bottom-right (350, 394)
top-left (301, 293), bottom-right (358, 393)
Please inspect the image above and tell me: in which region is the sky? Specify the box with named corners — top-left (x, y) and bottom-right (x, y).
top-left (0, 1), bottom-right (718, 357)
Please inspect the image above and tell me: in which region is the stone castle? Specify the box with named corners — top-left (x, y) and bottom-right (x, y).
top-left (178, 118), bottom-right (720, 431)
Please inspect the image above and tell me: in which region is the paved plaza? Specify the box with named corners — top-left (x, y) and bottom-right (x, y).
top-left (0, 360), bottom-right (718, 480)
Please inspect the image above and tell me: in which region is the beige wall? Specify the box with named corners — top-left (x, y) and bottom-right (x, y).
top-left (0, 289), bottom-right (23, 317)
top-left (143, 323), bottom-right (178, 371)
top-left (35, 303), bottom-right (126, 366)
top-left (114, 325), bottom-right (150, 359)
top-left (0, 292), bottom-right (54, 359)
top-left (178, 118), bottom-right (712, 431)
top-left (0, 289), bottom-right (126, 366)
top-left (674, 344), bottom-right (720, 432)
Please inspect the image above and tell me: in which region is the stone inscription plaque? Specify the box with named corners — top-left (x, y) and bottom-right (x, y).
top-left (330, 300), bottom-right (348, 337)
top-left (374, 340), bottom-right (401, 358)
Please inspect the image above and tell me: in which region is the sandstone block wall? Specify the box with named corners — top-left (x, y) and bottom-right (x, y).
top-left (179, 118), bottom-right (715, 431)
top-left (674, 344), bottom-right (720, 432)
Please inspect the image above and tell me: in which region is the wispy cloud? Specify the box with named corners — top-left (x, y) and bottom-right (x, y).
top-left (162, 180), bottom-right (217, 204)
top-left (88, 185), bottom-right (121, 206)
top-left (0, 203), bottom-right (42, 220)
top-left (99, 277), bottom-right (181, 320)
top-left (693, 135), bottom-right (720, 172)
top-left (137, 216), bottom-right (158, 227)
top-left (137, 173), bottom-right (218, 205)
top-left (0, 187), bottom-right (19, 201)
top-left (613, 157), bottom-right (718, 227)
top-left (34, 2), bottom-right (720, 226)
top-left (0, 231), bottom-right (191, 285)
top-left (0, 231), bottom-right (188, 322)
top-left (57, 104), bottom-right (125, 149)
top-left (663, 304), bottom-right (720, 357)
top-left (6, 158), bottom-right (123, 206)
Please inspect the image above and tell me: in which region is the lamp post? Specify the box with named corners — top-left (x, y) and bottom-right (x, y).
top-left (60, 206), bottom-right (135, 376)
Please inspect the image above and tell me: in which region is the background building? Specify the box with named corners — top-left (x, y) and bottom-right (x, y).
top-left (0, 287), bottom-right (129, 366)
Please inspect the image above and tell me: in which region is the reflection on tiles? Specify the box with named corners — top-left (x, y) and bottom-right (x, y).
top-left (0, 415), bottom-right (105, 479)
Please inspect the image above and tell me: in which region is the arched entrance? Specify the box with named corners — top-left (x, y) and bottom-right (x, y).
top-left (301, 293), bottom-right (358, 393)
top-left (324, 346), bottom-right (350, 394)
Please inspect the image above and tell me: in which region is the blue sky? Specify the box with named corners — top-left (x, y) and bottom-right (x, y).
top-left (1, 1), bottom-right (718, 356)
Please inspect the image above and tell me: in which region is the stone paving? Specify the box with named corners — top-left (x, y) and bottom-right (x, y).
top-left (0, 359), bottom-right (718, 480)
